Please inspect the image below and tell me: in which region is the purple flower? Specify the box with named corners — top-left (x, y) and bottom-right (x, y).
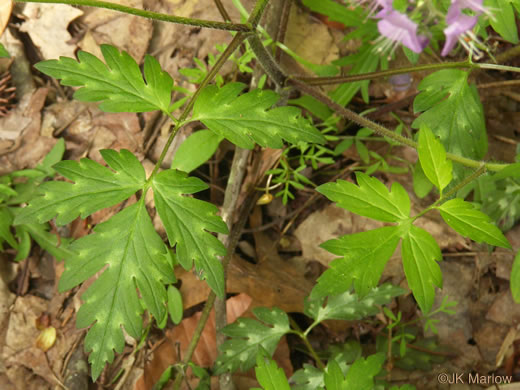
top-left (376, 10), bottom-right (429, 54)
top-left (441, 0), bottom-right (488, 56)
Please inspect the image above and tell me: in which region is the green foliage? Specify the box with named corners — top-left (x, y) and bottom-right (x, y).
top-left (167, 285), bottom-right (183, 324)
top-left (512, 251), bottom-right (520, 302)
top-left (191, 83), bottom-right (326, 149)
top-left (0, 139), bottom-right (72, 261)
top-left (313, 227), bottom-right (402, 298)
top-left (59, 199), bottom-right (175, 380)
top-left (305, 283), bottom-right (405, 322)
top-left (15, 149), bottom-right (146, 226)
top-left (254, 350), bottom-right (291, 390)
top-left (412, 70), bottom-right (487, 167)
top-left (317, 172), bottom-right (410, 223)
top-left (437, 198), bottom-right (511, 248)
top-left (170, 130), bottom-right (223, 173)
top-left (35, 45), bottom-right (174, 113)
top-left (214, 307), bottom-right (291, 374)
top-left (291, 364), bottom-right (325, 390)
top-left (417, 125), bottom-right (452, 195)
top-left (486, 0), bottom-right (519, 43)
top-left (401, 226), bottom-right (443, 313)
top-left (342, 353), bottom-right (385, 390)
top-left (152, 169), bottom-right (228, 297)
top-left (0, 43), bottom-right (9, 58)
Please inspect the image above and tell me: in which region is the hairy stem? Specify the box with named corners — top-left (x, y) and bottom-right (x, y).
top-left (293, 61), bottom-right (474, 85)
top-left (213, 0), bottom-right (233, 22)
top-left (288, 317), bottom-right (326, 370)
top-left (288, 79), bottom-right (509, 172)
top-left (15, 0), bottom-right (253, 31)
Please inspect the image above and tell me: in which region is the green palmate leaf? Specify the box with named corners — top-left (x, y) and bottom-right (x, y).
top-left (412, 70), bottom-right (487, 167)
top-left (35, 45), bottom-right (173, 113)
top-left (343, 353), bottom-right (385, 390)
top-left (170, 130), bottom-right (223, 173)
top-left (511, 251), bottom-right (520, 302)
top-left (437, 198), bottom-right (511, 248)
top-left (291, 364), bottom-right (325, 390)
top-left (312, 226), bottom-right (402, 298)
top-left (486, 0), bottom-right (519, 43)
top-left (418, 125), bottom-right (452, 193)
top-left (191, 83), bottom-right (326, 149)
top-left (255, 350), bottom-right (291, 390)
top-left (152, 169), bottom-right (228, 298)
top-left (59, 200), bottom-right (175, 380)
top-left (302, 0), bottom-right (364, 27)
top-left (317, 172), bottom-right (410, 222)
top-left (15, 149), bottom-right (145, 226)
top-left (214, 307), bottom-right (290, 374)
top-left (401, 226), bottom-right (443, 313)
top-left (413, 162), bottom-right (434, 199)
top-left (305, 284), bottom-right (405, 323)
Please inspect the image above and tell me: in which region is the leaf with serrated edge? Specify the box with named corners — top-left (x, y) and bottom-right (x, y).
top-left (343, 353), bottom-right (385, 390)
top-left (511, 251), bottom-right (520, 302)
top-left (191, 83), bottom-right (325, 149)
top-left (324, 360), bottom-right (343, 390)
top-left (402, 226), bottom-right (443, 313)
top-left (291, 364), bottom-right (324, 390)
top-left (14, 149), bottom-right (145, 226)
top-left (306, 284), bottom-right (405, 323)
top-left (255, 351), bottom-right (291, 390)
top-left (214, 307), bottom-right (290, 374)
top-left (317, 172), bottom-right (410, 222)
top-left (418, 125), bottom-right (452, 193)
top-left (0, 208), bottom-right (16, 249)
top-left (152, 169), bottom-right (228, 298)
top-left (437, 198), bottom-right (511, 248)
top-left (312, 226), bottom-right (401, 298)
top-left (34, 45), bottom-right (173, 113)
top-left (58, 200), bottom-right (175, 380)
top-left (412, 70), bottom-right (487, 165)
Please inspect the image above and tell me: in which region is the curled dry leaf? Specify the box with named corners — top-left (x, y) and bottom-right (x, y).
top-left (0, 0), bottom-right (12, 36)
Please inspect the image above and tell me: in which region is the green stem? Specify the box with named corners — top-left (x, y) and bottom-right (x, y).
top-left (14, 0), bottom-right (253, 31)
top-left (413, 164), bottom-right (487, 221)
top-left (288, 318), bottom-right (326, 370)
top-left (149, 32), bottom-right (247, 178)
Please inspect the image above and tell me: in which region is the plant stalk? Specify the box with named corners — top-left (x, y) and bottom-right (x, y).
top-left (14, 0), bottom-right (252, 31)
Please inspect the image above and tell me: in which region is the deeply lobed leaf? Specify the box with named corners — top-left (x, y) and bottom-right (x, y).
top-left (214, 307), bottom-right (290, 374)
top-left (59, 200), bottom-right (175, 380)
top-left (317, 172), bottom-right (410, 222)
top-left (15, 149), bottom-right (145, 226)
top-left (152, 169), bottom-right (228, 297)
top-left (191, 83), bottom-right (326, 149)
top-left (401, 226), bottom-right (443, 313)
top-left (305, 283), bottom-right (405, 323)
top-left (412, 70), bottom-right (487, 173)
top-left (35, 45), bottom-right (174, 113)
top-left (437, 198), bottom-right (511, 249)
top-left (312, 227), bottom-right (402, 298)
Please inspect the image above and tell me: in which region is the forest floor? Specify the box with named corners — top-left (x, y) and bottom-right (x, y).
top-left (1, 0), bottom-right (520, 389)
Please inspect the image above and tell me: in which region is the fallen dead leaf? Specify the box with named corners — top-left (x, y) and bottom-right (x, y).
top-left (135, 293), bottom-right (252, 390)
top-left (78, 0), bottom-right (152, 63)
top-left (0, 0), bottom-right (12, 36)
top-left (20, 4), bottom-right (83, 59)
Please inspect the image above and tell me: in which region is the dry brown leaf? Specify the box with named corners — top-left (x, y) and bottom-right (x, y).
top-left (0, 0), bottom-right (12, 36)
top-left (135, 293), bottom-right (252, 390)
top-left (78, 0), bottom-right (152, 64)
top-left (20, 4), bottom-right (83, 59)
